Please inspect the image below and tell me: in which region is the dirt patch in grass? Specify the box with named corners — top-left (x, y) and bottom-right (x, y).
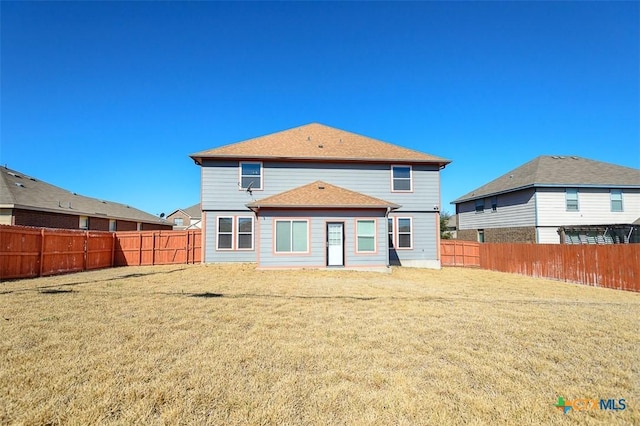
top-left (1, 264), bottom-right (638, 424)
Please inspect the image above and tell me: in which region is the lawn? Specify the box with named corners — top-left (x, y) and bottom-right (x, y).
top-left (1, 264), bottom-right (638, 425)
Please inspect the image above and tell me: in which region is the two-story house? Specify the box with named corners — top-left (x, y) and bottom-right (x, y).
top-left (452, 156), bottom-right (640, 244)
top-left (166, 203), bottom-right (202, 230)
top-left (190, 123), bottom-right (450, 270)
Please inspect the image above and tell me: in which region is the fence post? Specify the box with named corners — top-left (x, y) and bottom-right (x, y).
top-left (152, 232), bottom-right (156, 266)
top-left (83, 231), bottom-right (88, 272)
top-left (138, 233), bottom-right (143, 266)
top-left (39, 228), bottom-right (45, 277)
top-left (111, 232), bottom-right (116, 267)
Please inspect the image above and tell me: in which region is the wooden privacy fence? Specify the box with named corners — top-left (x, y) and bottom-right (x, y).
top-left (479, 243), bottom-right (639, 292)
top-left (0, 225), bottom-right (201, 280)
top-left (440, 240), bottom-right (480, 267)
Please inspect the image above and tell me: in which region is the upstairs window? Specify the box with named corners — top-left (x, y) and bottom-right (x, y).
top-left (566, 188), bottom-right (579, 211)
top-left (475, 199), bottom-right (484, 213)
top-left (491, 196), bottom-right (497, 212)
top-left (240, 162), bottom-right (262, 190)
top-left (611, 189), bottom-right (623, 212)
top-left (391, 165), bottom-right (412, 192)
top-left (109, 219), bottom-right (116, 232)
top-left (174, 218), bottom-right (184, 226)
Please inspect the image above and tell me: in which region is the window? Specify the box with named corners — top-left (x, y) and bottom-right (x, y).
top-left (109, 219), bottom-right (116, 232)
top-left (611, 189), bottom-right (623, 212)
top-left (240, 162), bottom-right (262, 190)
top-left (491, 196), bottom-right (497, 212)
top-left (478, 229), bottom-right (485, 243)
top-left (174, 217), bottom-right (184, 226)
top-left (388, 218), bottom-right (394, 248)
top-left (475, 199), bottom-right (484, 213)
top-left (237, 217), bottom-right (254, 250)
top-left (356, 220), bottom-right (376, 252)
top-left (136, 223), bottom-right (142, 231)
top-left (217, 216), bottom-right (254, 250)
top-left (217, 217), bottom-right (233, 249)
top-left (79, 216), bottom-right (89, 230)
top-left (275, 220), bottom-right (308, 253)
top-left (566, 188), bottom-right (579, 211)
top-left (397, 218), bottom-right (412, 249)
top-left (391, 165), bottom-right (412, 191)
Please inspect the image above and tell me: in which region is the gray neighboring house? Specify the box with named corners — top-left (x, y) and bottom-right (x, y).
top-left (0, 166), bottom-right (171, 231)
top-left (166, 203), bottom-right (202, 230)
top-left (452, 156), bottom-right (640, 244)
top-left (190, 123), bottom-right (451, 270)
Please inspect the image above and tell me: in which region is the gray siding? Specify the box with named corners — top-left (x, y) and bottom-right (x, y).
top-left (256, 209), bottom-right (388, 268)
top-left (201, 161), bottom-right (441, 212)
top-left (204, 211), bottom-right (258, 263)
top-left (456, 188), bottom-right (536, 230)
top-left (388, 212), bottom-right (438, 262)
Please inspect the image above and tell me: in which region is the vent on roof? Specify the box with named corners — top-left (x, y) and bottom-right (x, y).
top-left (101, 200), bottom-right (107, 204)
top-left (307, 136), bottom-right (311, 141)
top-left (318, 144), bottom-right (324, 148)
top-left (8, 172), bottom-right (21, 178)
top-left (318, 184), bottom-right (325, 189)
top-left (29, 177), bottom-right (37, 182)
top-left (571, 156), bottom-right (579, 160)
top-left (14, 182), bottom-right (25, 188)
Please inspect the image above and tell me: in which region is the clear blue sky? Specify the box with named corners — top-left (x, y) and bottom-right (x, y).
top-left (1, 1), bottom-right (638, 217)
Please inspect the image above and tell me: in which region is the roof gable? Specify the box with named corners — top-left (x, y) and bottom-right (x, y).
top-left (0, 167), bottom-right (166, 224)
top-left (246, 181), bottom-right (400, 209)
top-left (453, 156), bottom-right (640, 203)
top-left (191, 123), bottom-right (450, 165)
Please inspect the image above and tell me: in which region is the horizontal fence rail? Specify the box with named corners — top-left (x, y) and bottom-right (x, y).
top-left (0, 225), bottom-right (201, 280)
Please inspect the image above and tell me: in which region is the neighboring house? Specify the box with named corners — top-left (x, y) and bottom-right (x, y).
top-left (166, 203), bottom-right (202, 230)
top-left (452, 156), bottom-right (640, 244)
top-left (190, 123), bottom-right (451, 270)
top-left (0, 167), bottom-right (172, 231)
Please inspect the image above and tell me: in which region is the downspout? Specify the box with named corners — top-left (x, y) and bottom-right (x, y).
top-left (385, 207), bottom-right (391, 267)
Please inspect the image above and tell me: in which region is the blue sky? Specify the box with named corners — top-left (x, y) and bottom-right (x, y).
top-left (1, 1), bottom-right (638, 217)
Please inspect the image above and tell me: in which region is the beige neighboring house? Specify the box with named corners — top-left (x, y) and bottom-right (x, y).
top-left (452, 156), bottom-right (640, 244)
top-left (166, 203), bottom-right (202, 230)
top-left (0, 166), bottom-right (171, 231)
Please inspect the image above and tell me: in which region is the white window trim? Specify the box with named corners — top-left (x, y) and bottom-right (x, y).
top-left (79, 216), bottom-right (89, 230)
top-left (239, 161), bottom-right (263, 191)
top-left (356, 219), bottom-right (377, 253)
top-left (236, 216), bottom-right (254, 251)
top-left (396, 217), bottom-right (413, 250)
top-left (109, 219), bottom-right (116, 232)
top-left (274, 219), bottom-right (309, 254)
top-left (216, 216), bottom-right (234, 251)
top-left (566, 188), bottom-right (579, 212)
top-left (610, 189), bottom-right (623, 212)
top-left (475, 199), bottom-right (485, 213)
top-left (391, 165), bottom-right (413, 192)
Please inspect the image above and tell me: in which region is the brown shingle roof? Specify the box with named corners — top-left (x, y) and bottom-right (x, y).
top-left (246, 181), bottom-right (400, 209)
top-left (191, 123), bottom-right (450, 165)
top-left (453, 155), bottom-right (640, 203)
top-left (0, 167), bottom-right (167, 224)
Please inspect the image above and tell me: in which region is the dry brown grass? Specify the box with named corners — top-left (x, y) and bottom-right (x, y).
top-left (1, 264), bottom-right (638, 425)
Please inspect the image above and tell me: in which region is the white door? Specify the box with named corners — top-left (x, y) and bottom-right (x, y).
top-left (327, 223), bottom-right (344, 266)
